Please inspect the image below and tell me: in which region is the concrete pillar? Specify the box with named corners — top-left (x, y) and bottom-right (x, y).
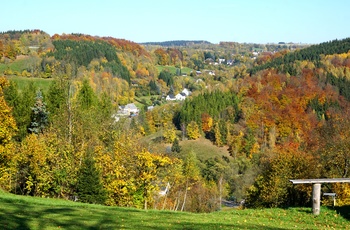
top-left (312, 183), bottom-right (321, 215)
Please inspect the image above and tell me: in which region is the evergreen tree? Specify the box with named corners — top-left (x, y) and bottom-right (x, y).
top-left (46, 78), bottom-right (68, 116)
top-left (28, 90), bottom-right (49, 134)
top-left (148, 80), bottom-right (160, 95)
top-left (76, 153), bottom-right (107, 204)
top-left (77, 79), bottom-right (96, 110)
top-left (171, 138), bottom-right (181, 153)
top-left (4, 81), bottom-right (36, 141)
top-left (158, 70), bottom-right (174, 86)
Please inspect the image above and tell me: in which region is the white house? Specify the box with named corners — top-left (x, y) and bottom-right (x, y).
top-left (118, 103), bottom-right (139, 116)
top-left (175, 92), bottom-right (186, 101)
top-left (166, 94), bottom-right (176, 101)
top-left (166, 89), bottom-right (191, 101)
top-left (181, 88), bottom-right (191, 96)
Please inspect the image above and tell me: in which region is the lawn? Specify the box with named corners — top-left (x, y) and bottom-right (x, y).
top-left (0, 189), bottom-right (349, 229)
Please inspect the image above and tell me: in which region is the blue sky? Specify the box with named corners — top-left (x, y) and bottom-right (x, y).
top-left (1, 0), bottom-right (349, 44)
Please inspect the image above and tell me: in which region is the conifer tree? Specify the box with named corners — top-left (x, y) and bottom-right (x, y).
top-left (76, 153), bottom-right (107, 204)
top-left (28, 90), bottom-right (49, 134)
top-left (171, 138), bottom-right (181, 153)
top-left (4, 81), bottom-right (36, 141)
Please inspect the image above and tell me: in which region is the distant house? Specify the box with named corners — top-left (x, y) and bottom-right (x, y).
top-left (175, 92), bottom-right (186, 101)
top-left (205, 58), bottom-right (215, 64)
top-left (166, 94), bottom-right (176, 101)
top-left (205, 70), bottom-right (215, 76)
top-left (166, 88), bottom-right (191, 101)
top-left (181, 88), bottom-right (191, 96)
top-left (118, 103), bottom-right (139, 116)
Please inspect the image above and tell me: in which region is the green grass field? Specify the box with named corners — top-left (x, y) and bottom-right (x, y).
top-left (0, 59), bottom-right (29, 73)
top-left (5, 76), bottom-right (53, 93)
top-left (180, 137), bottom-right (231, 162)
top-left (156, 65), bottom-right (193, 76)
top-left (0, 189), bottom-right (349, 229)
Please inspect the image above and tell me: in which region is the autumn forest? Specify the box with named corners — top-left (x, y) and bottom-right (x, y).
top-left (1, 30), bottom-right (350, 212)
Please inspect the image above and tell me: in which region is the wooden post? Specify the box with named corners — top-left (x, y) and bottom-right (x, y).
top-left (312, 183), bottom-right (321, 215)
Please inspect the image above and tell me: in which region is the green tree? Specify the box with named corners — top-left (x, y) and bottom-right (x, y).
top-left (181, 150), bottom-right (200, 211)
top-left (171, 138), bottom-right (181, 153)
top-left (77, 79), bottom-right (97, 110)
top-left (76, 153), bottom-right (107, 204)
top-left (46, 78), bottom-right (68, 116)
top-left (4, 81), bottom-right (36, 141)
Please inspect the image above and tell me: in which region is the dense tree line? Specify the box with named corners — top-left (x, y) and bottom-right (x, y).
top-left (48, 39), bottom-right (131, 83)
top-left (250, 37), bottom-right (350, 75)
top-left (177, 91), bottom-right (241, 126)
top-left (141, 40), bottom-right (211, 47)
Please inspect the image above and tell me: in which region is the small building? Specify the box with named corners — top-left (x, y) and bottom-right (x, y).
top-left (218, 58), bottom-right (225, 64)
top-left (175, 92), bottom-right (186, 101)
top-left (181, 88), bottom-right (191, 96)
top-left (166, 88), bottom-right (191, 101)
top-left (118, 103), bottom-right (139, 116)
top-left (166, 94), bottom-right (176, 101)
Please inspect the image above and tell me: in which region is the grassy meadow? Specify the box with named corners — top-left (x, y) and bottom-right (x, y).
top-left (4, 76), bottom-right (53, 93)
top-left (0, 189), bottom-right (349, 229)
top-left (0, 59), bottom-right (29, 73)
top-left (156, 65), bottom-right (193, 76)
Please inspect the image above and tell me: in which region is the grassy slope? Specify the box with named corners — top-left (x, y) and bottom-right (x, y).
top-left (0, 189), bottom-right (349, 229)
top-left (180, 137), bottom-right (231, 162)
top-left (0, 59), bottom-right (29, 73)
top-left (5, 76), bottom-right (53, 93)
top-left (156, 65), bottom-right (193, 75)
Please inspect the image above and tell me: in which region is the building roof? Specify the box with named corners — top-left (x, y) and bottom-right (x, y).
top-left (124, 103), bottom-right (138, 110)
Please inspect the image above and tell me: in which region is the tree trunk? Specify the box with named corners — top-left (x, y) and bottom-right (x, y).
top-left (181, 179), bottom-right (189, 211)
top-left (67, 83), bottom-right (73, 145)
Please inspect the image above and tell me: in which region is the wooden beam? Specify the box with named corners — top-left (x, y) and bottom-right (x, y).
top-left (289, 178), bottom-right (350, 184)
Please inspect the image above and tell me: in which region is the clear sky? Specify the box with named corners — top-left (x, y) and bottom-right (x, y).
top-left (1, 0), bottom-right (349, 44)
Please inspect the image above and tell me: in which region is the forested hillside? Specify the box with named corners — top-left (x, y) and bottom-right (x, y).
top-left (141, 40), bottom-right (212, 47)
top-left (1, 30), bottom-right (350, 212)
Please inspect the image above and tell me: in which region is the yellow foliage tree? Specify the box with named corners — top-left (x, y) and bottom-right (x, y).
top-left (163, 122), bottom-right (177, 143)
top-left (95, 131), bottom-right (174, 209)
top-left (16, 134), bottom-right (55, 196)
top-left (186, 121), bottom-right (200, 140)
top-left (0, 77), bottom-right (18, 190)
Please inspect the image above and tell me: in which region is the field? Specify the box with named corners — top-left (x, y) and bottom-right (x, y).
top-left (156, 65), bottom-right (194, 75)
top-left (0, 189), bottom-right (349, 229)
top-left (4, 76), bottom-right (53, 93)
top-left (180, 137), bottom-right (231, 161)
top-left (0, 58), bottom-right (29, 73)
